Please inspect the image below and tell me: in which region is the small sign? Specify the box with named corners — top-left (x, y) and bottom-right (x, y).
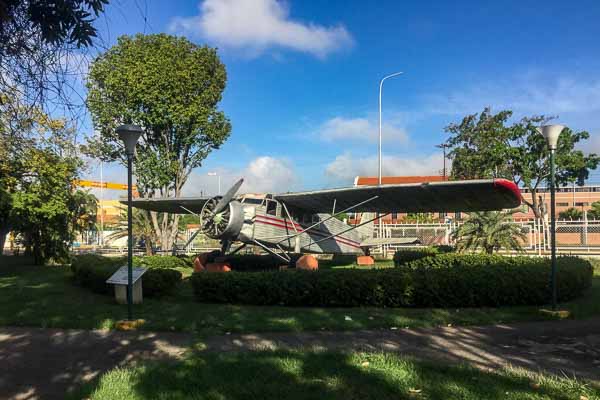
top-left (106, 266), bottom-right (147, 285)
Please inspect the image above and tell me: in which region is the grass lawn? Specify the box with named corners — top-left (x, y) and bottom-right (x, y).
top-left (1, 256), bottom-right (599, 336)
top-left (71, 351), bottom-right (600, 400)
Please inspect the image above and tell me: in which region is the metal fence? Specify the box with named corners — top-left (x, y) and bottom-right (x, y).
top-left (372, 219), bottom-right (600, 255)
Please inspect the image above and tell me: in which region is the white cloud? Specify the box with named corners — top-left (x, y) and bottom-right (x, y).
top-left (184, 156), bottom-right (299, 196)
top-left (169, 0), bottom-right (353, 58)
top-left (325, 152), bottom-right (445, 183)
top-left (317, 116), bottom-right (409, 144)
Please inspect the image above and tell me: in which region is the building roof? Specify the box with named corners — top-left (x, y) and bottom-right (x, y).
top-left (354, 175), bottom-right (447, 186)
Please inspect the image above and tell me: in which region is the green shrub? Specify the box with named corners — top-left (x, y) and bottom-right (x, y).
top-left (133, 255), bottom-right (191, 270)
top-left (393, 247), bottom-right (439, 266)
top-left (190, 254), bottom-right (592, 308)
top-left (71, 254), bottom-right (183, 297)
top-left (407, 254), bottom-right (593, 307)
top-left (190, 269), bottom-right (412, 307)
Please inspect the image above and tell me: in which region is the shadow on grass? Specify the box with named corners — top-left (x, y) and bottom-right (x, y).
top-left (73, 351), bottom-right (596, 400)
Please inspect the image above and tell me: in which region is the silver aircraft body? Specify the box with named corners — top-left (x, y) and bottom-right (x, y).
top-left (124, 178), bottom-right (522, 261)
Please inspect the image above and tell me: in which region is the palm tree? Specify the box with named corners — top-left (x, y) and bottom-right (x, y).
top-left (105, 207), bottom-right (158, 256)
top-left (452, 210), bottom-right (526, 254)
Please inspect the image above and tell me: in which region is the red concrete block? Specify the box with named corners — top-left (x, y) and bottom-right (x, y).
top-left (205, 262), bottom-right (231, 272)
top-left (356, 256), bottom-right (375, 266)
top-left (193, 253), bottom-right (209, 272)
top-left (296, 255), bottom-right (318, 270)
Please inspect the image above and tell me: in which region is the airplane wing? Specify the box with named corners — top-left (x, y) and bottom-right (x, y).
top-left (121, 197), bottom-right (210, 214)
top-left (274, 179), bottom-right (521, 214)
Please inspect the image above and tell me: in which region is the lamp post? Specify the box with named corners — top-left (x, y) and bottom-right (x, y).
top-left (538, 124), bottom-right (565, 311)
top-left (208, 172), bottom-right (221, 195)
top-left (117, 124), bottom-right (142, 321)
top-left (378, 71), bottom-right (403, 185)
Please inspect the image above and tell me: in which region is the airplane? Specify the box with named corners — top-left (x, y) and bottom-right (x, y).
top-left (123, 178), bottom-right (522, 266)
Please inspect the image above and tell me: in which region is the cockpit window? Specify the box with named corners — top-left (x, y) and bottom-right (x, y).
top-left (241, 198), bottom-right (264, 205)
top-left (266, 200), bottom-right (277, 216)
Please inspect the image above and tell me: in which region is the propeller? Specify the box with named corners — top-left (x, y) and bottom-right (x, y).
top-left (200, 178), bottom-right (244, 239)
top-left (213, 178), bottom-right (244, 214)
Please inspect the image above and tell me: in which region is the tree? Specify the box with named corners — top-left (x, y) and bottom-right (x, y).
top-left (452, 210), bottom-right (526, 254)
top-left (10, 148), bottom-right (81, 264)
top-left (85, 34), bottom-right (231, 252)
top-left (588, 201), bottom-right (600, 220)
top-left (0, 93), bottom-right (93, 263)
top-left (558, 207), bottom-right (583, 221)
top-left (445, 108), bottom-right (600, 219)
top-left (105, 207), bottom-right (159, 256)
top-left (0, 1), bottom-right (108, 110)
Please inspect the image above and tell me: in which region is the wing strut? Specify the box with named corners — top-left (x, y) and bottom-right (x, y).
top-left (276, 195), bottom-right (379, 245)
top-left (307, 212), bottom-right (390, 248)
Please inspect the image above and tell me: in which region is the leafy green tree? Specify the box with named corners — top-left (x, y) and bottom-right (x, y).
top-left (452, 210), bottom-right (526, 254)
top-left (445, 108), bottom-right (600, 219)
top-left (558, 207), bottom-right (583, 221)
top-left (70, 190), bottom-right (98, 238)
top-left (85, 34), bottom-right (231, 252)
top-left (11, 148), bottom-right (81, 264)
top-left (588, 201), bottom-right (600, 220)
top-left (0, 93), bottom-right (94, 263)
top-left (105, 207), bottom-right (159, 256)
top-left (0, 1), bottom-right (108, 109)
top-left (402, 213), bottom-right (437, 223)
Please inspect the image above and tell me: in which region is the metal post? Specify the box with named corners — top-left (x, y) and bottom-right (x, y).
top-left (550, 149), bottom-right (557, 310)
top-left (378, 71), bottom-right (403, 185)
top-left (127, 154), bottom-right (134, 320)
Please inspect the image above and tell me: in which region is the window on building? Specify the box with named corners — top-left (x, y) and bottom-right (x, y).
top-left (391, 212), bottom-right (398, 222)
top-left (557, 202), bottom-right (569, 207)
top-left (575, 202), bottom-right (589, 207)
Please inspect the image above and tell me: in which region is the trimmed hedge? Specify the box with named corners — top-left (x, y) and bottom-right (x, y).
top-left (407, 254), bottom-right (593, 307)
top-left (190, 269), bottom-right (412, 307)
top-left (71, 254), bottom-right (183, 297)
top-left (190, 254), bottom-right (593, 307)
top-left (393, 245), bottom-right (454, 266)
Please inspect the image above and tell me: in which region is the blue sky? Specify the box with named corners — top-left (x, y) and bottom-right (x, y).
top-left (82, 0), bottom-right (600, 198)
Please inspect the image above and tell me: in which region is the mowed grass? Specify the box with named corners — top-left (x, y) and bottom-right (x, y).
top-left (71, 351), bottom-right (600, 400)
top-left (0, 256), bottom-right (599, 336)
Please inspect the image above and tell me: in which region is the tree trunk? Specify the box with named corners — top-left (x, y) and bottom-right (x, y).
top-left (0, 226), bottom-right (8, 256)
top-left (144, 239), bottom-right (153, 256)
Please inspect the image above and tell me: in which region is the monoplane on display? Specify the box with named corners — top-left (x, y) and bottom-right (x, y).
top-left (124, 178), bottom-right (522, 264)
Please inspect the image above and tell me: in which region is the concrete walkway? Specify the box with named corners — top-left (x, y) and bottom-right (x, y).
top-left (1, 318), bottom-right (600, 399)
top-left (203, 318), bottom-right (600, 382)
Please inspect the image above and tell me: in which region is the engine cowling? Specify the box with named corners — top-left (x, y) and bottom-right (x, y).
top-left (200, 196), bottom-right (244, 240)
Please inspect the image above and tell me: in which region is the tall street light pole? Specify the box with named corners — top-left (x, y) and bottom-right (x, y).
top-left (117, 124), bottom-right (143, 321)
top-left (538, 124), bottom-right (564, 311)
top-left (378, 71), bottom-right (403, 185)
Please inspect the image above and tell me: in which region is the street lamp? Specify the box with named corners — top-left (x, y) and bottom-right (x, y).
top-left (117, 124), bottom-right (142, 321)
top-left (378, 71), bottom-right (403, 185)
top-left (208, 172), bottom-right (221, 195)
top-left (538, 124), bottom-right (565, 311)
